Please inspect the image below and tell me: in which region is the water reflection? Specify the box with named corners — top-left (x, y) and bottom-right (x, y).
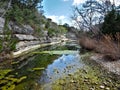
top-left (39, 53), bottom-right (84, 84)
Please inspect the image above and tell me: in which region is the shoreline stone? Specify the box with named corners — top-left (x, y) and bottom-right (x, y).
top-left (12, 38), bottom-right (69, 58)
top-left (90, 53), bottom-right (120, 75)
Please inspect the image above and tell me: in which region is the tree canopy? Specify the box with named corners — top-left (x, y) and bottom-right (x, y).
top-left (72, 0), bottom-right (113, 32)
top-left (72, 0), bottom-right (120, 36)
top-left (101, 8), bottom-right (120, 36)
top-left (0, 0), bottom-right (43, 23)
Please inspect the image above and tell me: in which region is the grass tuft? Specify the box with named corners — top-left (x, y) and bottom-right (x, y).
top-left (79, 33), bottom-right (120, 60)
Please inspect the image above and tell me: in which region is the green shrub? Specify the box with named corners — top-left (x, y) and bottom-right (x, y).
top-left (101, 9), bottom-right (120, 36)
top-left (0, 19), bottom-right (18, 53)
top-left (6, 5), bottom-right (24, 24)
top-left (48, 28), bottom-right (56, 37)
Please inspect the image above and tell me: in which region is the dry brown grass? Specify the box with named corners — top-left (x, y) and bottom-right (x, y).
top-left (79, 36), bottom-right (97, 50)
top-left (79, 33), bottom-right (120, 60)
top-left (98, 34), bottom-right (120, 60)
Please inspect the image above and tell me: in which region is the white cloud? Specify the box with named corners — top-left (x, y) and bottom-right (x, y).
top-left (96, 0), bottom-right (120, 6)
top-left (47, 15), bottom-right (58, 23)
top-left (72, 0), bottom-right (85, 6)
top-left (59, 16), bottom-right (65, 20)
top-left (99, 0), bottom-right (120, 6)
top-left (72, 0), bottom-right (120, 6)
top-left (111, 0), bottom-right (120, 6)
top-left (46, 15), bottom-right (68, 25)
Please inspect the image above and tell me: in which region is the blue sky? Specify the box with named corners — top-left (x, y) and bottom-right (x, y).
top-left (42, 0), bottom-right (120, 25)
top-left (42, 0), bottom-right (82, 25)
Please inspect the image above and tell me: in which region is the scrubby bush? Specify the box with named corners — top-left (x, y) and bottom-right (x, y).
top-left (79, 33), bottom-right (120, 60)
top-left (96, 34), bottom-right (120, 60)
top-left (79, 36), bottom-right (97, 50)
top-left (1, 20), bottom-right (18, 53)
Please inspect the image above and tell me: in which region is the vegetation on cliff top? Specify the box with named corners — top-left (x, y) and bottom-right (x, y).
top-left (0, 0), bottom-right (69, 56)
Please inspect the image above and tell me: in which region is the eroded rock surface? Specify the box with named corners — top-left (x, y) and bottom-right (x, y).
top-left (14, 34), bottom-right (38, 41)
top-left (9, 21), bottom-right (34, 34)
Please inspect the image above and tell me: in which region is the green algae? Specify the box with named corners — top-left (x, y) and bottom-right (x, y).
top-left (41, 65), bottom-right (120, 90)
top-left (39, 52), bottom-right (120, 90)
top-left (14, 54), bottom-right (59, 90)
top-left (27, 67), bottom-right (45, 72)
top-left (33, 50), bottom-right (79, 55)
top-left (32, 67), bottom-right (45, 71)
top-left (0, 69), bottom-right (27, 90)
top-left (1, 43), bottom-right (120, 90)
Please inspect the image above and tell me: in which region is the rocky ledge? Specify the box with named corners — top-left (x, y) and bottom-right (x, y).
top-left (0, 17), bottom-right (68, 60)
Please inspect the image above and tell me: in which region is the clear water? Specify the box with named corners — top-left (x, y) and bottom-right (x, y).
top-left (0, 42), bottom-right (120, 90)
top-left (39, 54), bottom-right (83, 84)
top-left (12, 42), bottom-right (83, 89)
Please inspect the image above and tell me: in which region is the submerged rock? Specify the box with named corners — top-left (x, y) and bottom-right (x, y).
top-left (99, 85), bottom-right (105, 89)
top-left (105, 87), bottom-right (110, 90)
top-left (90, 88), bottom-right (95, 90)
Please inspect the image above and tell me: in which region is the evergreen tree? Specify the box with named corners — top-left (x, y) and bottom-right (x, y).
top-left (101, 8), bottom-right (120, 36)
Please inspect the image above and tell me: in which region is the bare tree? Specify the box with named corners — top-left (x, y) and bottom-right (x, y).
top-left (71, 0), bottom-right (113, 34)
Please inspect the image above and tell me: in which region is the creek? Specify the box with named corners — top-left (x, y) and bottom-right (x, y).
top-left (0, 41), bottom-right (120, 90)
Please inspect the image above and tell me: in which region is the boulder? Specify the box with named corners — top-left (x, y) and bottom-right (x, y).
top-left (0, 18), bottom-right (34, 35)
top-left (23, 25), bottom-right (34, 34)
top-left (16, 41), bottom-right (40, 50)
top-left (9, 21), bottom-right (34, 34)
top-left (14, 34), bottom-right (38, 41)
top-left (66, 32), bottom-right (77, 40)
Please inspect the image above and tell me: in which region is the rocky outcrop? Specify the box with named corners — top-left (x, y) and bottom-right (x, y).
top-left (0, 17), bottom-right (68, 52)
top-left (0, 17), bottom-right (39, 50)
top-left (14, 34), bottom-right (38, 41)
top-left (9, 21), bottom-right (34, 34)
top-left (13, 41), bottom-right (63, 58)
top-left (66, 32), bottom-right (77, 40)
top-left (0, 18), bottom-right (34, 35)
top-left (16, 41), bottom-right (40, 50)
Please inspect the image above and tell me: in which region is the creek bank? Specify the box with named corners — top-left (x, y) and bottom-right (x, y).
top-left (45, 66), bottom-right (120, 90)
top-left (90, 53), bottom-right (120, 75)
top-left (81, 52), bottom-right (120, 76)
top-left (0, 17), bottom-right (69, 61)
top-left (40, 51), bottom-right (120, 90)
top-left (12, 38), bottom-right (69, 59)
top-left (0, 40), bottom-right (120, 90)
top-left (0, 37), bottom-right (69, 68)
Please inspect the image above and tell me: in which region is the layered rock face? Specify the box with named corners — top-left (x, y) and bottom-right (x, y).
top-left (8, 22), bottom-right (34, 35)
top-left (0, 17), bottom-right (41, 50)
top-left (0, 17), bottom-right (65, 51)
top-left (15, 35), bottom-right (40, 50)
top-left (0, 17), bottom-right (34, 35)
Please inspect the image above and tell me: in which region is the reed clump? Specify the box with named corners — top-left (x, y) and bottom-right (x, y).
top-left (79, 33), bottom-right (120, 60)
